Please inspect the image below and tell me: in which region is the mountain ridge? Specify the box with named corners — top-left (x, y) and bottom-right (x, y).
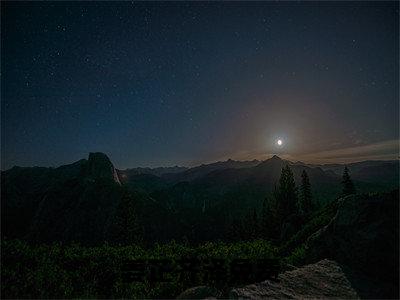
top-left (1, 151), bottom-right (399, 245)
top-left (4, 152), bottom-right (398, 175)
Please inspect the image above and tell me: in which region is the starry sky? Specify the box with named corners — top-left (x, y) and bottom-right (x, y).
top-left (2, 1), bottom-right (399, 169)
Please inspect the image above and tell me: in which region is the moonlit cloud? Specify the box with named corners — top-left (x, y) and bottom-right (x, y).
top-left (295, 139), bottom-right (399, 163)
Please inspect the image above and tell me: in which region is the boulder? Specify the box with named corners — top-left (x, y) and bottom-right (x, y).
top-left (230, 259), bottom-right (359, 299)
top-left (176, 286), bottom-right (221, 299)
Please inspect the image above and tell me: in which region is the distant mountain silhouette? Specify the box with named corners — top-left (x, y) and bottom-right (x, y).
top-left (291, 160), bottom-right (399, 190)
top-left (161, 158), bottom-right (261, 182)
top-left (149, 155), bottom-right (342, 221)
top-left (117, 166), bottom-right (187, 180)
top-left (316, 160), bottom-right (399, 185)
top-left (1, 153), bottom-right (398, 244)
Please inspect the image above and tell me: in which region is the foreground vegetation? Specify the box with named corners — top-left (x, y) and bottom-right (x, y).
top-left (1, 239), bottom-right (278, 299)
top-left (2, 164), bottom-right (360, 299)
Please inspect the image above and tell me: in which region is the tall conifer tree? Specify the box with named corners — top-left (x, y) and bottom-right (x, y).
top-left (275, 165), bottom-right (298, 225)
top-left (342, 166), bottom-right (356, 196)
top-left (300, 170), bottom-right (312, 215)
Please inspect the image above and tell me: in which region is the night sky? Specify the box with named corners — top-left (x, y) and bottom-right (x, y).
top-left (2, 1), bottom-right (399, 169)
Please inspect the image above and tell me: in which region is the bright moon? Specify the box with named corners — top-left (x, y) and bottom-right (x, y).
top-left (277, 139), bottom-right (283, 146)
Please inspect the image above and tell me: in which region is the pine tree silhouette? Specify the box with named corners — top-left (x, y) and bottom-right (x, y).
top-left (300, 170), bottom-right (312, 215)
top-left (275, 165), bottom-right (298, 225)
top-left (341, 166), bottom-right (356, 196)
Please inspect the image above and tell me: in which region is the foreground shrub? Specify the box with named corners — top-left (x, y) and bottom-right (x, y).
top-left (1, 239), bottom-right (279, 299)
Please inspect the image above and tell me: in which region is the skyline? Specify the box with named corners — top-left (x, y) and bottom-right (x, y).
top-left (2, 142), bottom-right (399, 170)
top-left (2, 2), bottom-right (399, 169)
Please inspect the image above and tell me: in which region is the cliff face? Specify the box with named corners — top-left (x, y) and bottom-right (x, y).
top-left (84, 152), bottom-right (121, 184)
top-left (1, 152), bottom-right (124, 243)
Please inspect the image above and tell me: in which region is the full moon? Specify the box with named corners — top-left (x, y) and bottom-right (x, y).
top-left (277, 139), bottom-right (283, 146)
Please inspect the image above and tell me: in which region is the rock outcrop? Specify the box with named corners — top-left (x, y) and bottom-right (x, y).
top-left (177, 286), bottom-right (221, 299)
top-left (177, 260), bottom-right (359, 299)
top-left (305, 190), bottom-right (399, 298)
top-left (84, 152), bottom-right (121, 184)
top-left (230, 259), bottom-right (359, 299)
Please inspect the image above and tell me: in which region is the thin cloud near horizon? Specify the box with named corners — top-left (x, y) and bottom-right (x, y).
top-left (219, 139), bottom-right (399, 166)
top-left (295, 139), bottom-right (399, 164)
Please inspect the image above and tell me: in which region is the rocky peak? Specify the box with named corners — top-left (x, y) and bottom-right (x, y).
top-left (84, 152), bottom-right (120, 184)
top-left (257, 155), bottom-right (285, 169)
top-left (270, 154), bottom-right (282, 161)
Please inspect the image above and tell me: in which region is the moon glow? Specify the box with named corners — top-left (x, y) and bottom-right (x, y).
top-left (277, 139), bottom-right (283, 146)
